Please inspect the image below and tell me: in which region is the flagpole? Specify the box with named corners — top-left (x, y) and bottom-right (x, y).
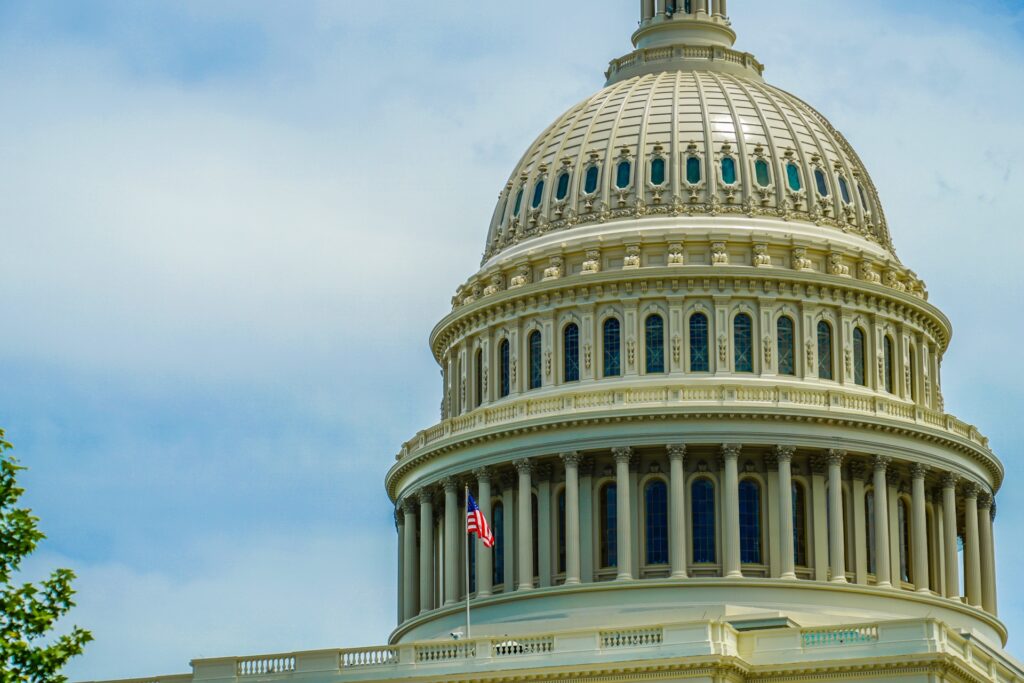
top-left (464, 484), bottom-right (472, 639)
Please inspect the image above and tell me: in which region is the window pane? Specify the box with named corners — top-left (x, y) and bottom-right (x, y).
top-left (564, 324), bottom-right (580, 383)
top-left (686, 156), bottom-right (702, 184)
top-left (793, 483), bottom-right (807, 567)
top-left (853, 328), bottom-right (866, 386)
top-left (531, 180), bottom-right (544, 209)
top-left (814, 169), bottom-right (829, 196)
top-left (838, 175), bottom-right (851, 204)
top-left (858, 183), bottom-right (870, 212)
top-left (691, 480), bottom-right (716, 563)
top-left (866, 491), bottom-right (876, 574)
top-left (585, 166), bottom-right (600, 194)
top-left (500, 340), bottom-right (510, 397)
top-left (734, 314), bottom-right (754, 373)
top-left (777, 317), bottom-right (795, 376)
top-left (650, 157), bottom-right (666, 186)
top-left (616, 160), bottom-right (631, 189)
top-left (739, 480), bottom-right (762, 564)
top-left (601, 485), bottom-right (618, 568)
top-left (721, 157), bottom-right (737, 185)
top-left (604, 319), bottom-right (621, 377)
top-left (755, 159), bottom-right (771, 187)
top-left (645, 481), bottom-right (669, 565)
top-left (690, 313), bottom-right (710, 372)
top-left (786, 163), bottom-right (802, 192)
top-left (817, 322), bottom-right (833, 380)
top-left (513, 188), bottom-right (524, 216)
top-left (493, 503), bottom-right (505, 585)
top-left (645, 315), bottom-right (665, 374)
top-left (474, 349), bottom-right (483, 408)
top-left (529, 331), bottom-right (543, 390)
top-left (556, 171), bottom-right (571, 201)
top-left (899, 500), bottom-right (910, 583)
top-left (884, 337), bottom-right (894, 393)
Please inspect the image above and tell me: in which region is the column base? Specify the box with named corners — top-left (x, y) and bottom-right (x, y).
top-left (670, 571), bottom-right (688, 579)
top-left (564, 578), bottom-right (581, 586)
top-left (725, 571), bottom-right (743, 579)
top-left (830, 577), bottom-right (848, 584)
top-left (516, 583), bottom-right (534, 592)
top-left (876, 581), bottom-right (893, 589)
top-left (616, 573), bottom-right (634, 581)
top-left (780, 572), bottom-right (798, 581)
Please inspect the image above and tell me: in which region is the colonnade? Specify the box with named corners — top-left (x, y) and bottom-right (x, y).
top-left (641, 0), bottom-right (727, 21)
top-left (395, 446), bottom-right (998, 624)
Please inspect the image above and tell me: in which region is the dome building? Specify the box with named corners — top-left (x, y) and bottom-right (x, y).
top-left (99, 3), bottom-right (1021, 683)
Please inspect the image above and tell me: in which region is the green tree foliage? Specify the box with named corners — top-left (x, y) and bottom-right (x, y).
top-left (1, 429), bottom-right (92, 682)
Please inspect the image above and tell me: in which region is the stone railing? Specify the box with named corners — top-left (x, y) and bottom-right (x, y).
top-left (237, 656), bottom-right (295, 676)
top-left (396, 381), bottom-right (990, 462)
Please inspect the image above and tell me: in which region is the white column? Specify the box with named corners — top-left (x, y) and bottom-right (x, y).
top-left (401, 499), bottom-right (418, 622)
top-left (776, 446), bottom-right (797, 580)
top-left (561, 453), bottom-right (582, 585)
top-left (613, 447), bottom-right (634, 581)
top-left (668, 445), bottom-right (688, 578)
top-left (443, 478), bottom-right (459, 605)
top-left (827, 450), bottom-right (847, 583)
top-left (396, 508), bottom-right (404, 623)
top-left (964, 483), bottom-right (982, 608)
top-left (722, 444), bottom-right (742, 579)
top-left (872, 457), bottom-right (892, 588)
top-left (942, 473), bottom-right (960, 600)
top-left (418, 489), bottom-right (435, 613)
top-left (515, 459), bottom-right (535, 591)
top-left (475, 468), bottom-right (493, 598)
top-left (910, 465), bottom-right (930, 593)
top-left (979, 493), bottom-right (997, 615)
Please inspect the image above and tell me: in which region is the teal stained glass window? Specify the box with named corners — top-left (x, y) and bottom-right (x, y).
top-left (814, 168), bottom-right (829, 196)
top-left (686, 156), bottom-right (702, 184)
top-left (531, 180), bottom-right (544, 209)
top-left (615, 160), bottom-right (631, 189)
top-left (556, 171), bottom-right (571, 201)
top-left (817, 321), bottom-right (834, 380)
top-left (777, 316), bottom-right (796, 376)
top-left (529, 331), bottom-right (542, 390)
top-left (690, 313), bottom-right (710, 372)
top-left (603, 318), bottom-right (621, 377)
top-left (853, 328), bottom-right (867, 386)
top-left (884, 336), bottom-right (895, 393)
top-left (645, 481), bottom-right (669, 565)
top-left (645, 315), bottom-right (665, 374)
top-left (838, 175), bottom-right (851, 204)
top-left (564, 324), bottom-right (580, 383)
top-left (793, 482), bottom-right (807, 566)
top-left (584, 166), bottom-right (600, 194)
top-left (755, 159), bottom-right (771, 187)
top-left (513, 188), bottom-right (524, 216)
top-left (739, 480), bottom-right (762, 564)
top-left (734, 314), bottom-right (754, 373)
top-left (721, 157), bottom-right (737, 185)
top-left (600, 484), bottom-right (617, 568)
top-left (691, 479), bottom-right (716, 563)
top-left (786, 163), bottom-right (802, 192)
top-left (650, 157), bottom-right (666, 186)
top-left (499, 339), bottom-right (510, 397)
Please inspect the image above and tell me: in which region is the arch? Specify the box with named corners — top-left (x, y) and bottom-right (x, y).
top-left (645, 314), bottom-right (666, 374)
top-left (603, 318), bottom-right (622, 378)
top-left (777, 316), bottom-right (796, 376)
top-left (499, 339), bottom-right (511, 398)
top-left (689, 313), bottom-right (710, 372)
top-left (817, 321), bottom-right (834, 380)
top-left (599, 483), bottom-right (618, 569)
top-left (691, 478), bottom-right (716, 564)
top-left (563, 323), bottom-right (580, 383)
top-left (492, 501), bottom-right (505, 586)
top-left (528, 331), bottom-right (543, 390)
top-left (474, 348), bottom-right (483, 408)
top-left (739, 479), bottom-right (762, 564)
top-left (853, 327), bottom-right (867, 387)
top-left (793, 481), bottom-right (808, 567)
top-left (884, 336), bottom-right (895, 393)
top-left (898, 497), bottom-right (912, 584)
top-left (644, 479), bottom-right (669, 565)
top-left (734, 313), bottom-right (754, 373)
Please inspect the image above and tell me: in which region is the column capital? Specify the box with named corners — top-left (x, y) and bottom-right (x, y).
top-left (416, 487), bottom-right (435, 505)
top-left (991, 501), bottom-right (998, 521)
top-left (667, 444), bottom-right (687, 461)
top-left (872, 455), bottom-right (892, 472)
top-left (774, 445), bottom-right (796, 463)
top-left (978, 491), bottom-right (993, 510)
top-left (963, 481), bottom-right (981, 499)
top-left (886, 469), bottom-right (902, 487)
top-left (401, 498), bottom-right (418, 515)
top-left (809, 454), bottom-right (826, 475)
top-left (941, 472), bottom-right (960, 489)
top-left (826, 449), bottom-right (846, 467)
top-left (441, 476), bottom-right (459, 493)
top-left (910, 463), bottom-right (929, 480)
top-left (514, 458), bottom-right (535, 476)
top-left (848, 460), bottom-right (866, 480)
top-left (720, 443), bottom-right (742, 460)
top-left (612, 446), bottom-right (634, 464)
top-left (473, 467), bottom-right (492, 483)
top-left (560, 451), bottom-right (581, 467)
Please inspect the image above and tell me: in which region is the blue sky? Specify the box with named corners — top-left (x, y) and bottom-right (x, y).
top-left (0, 0), bottom-right (1022, 678)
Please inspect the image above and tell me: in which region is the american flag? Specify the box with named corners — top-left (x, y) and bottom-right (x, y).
top-left (467, 492), bottom-right (494, 548)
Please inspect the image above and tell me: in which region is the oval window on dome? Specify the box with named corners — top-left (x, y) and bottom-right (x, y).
top-left (686, 156), bottom-right (702, 185)
top-left (721, 157), bottom-right (737, 185)
top-left (755, 159), bottom-right (771, 187)
top-left (838, 175), bottom-right (851, 204)
top-left (786, 163), bottom-right (802, 192)
top-left (857, 182), bottom-right (871, 213)
top-left (513, 187), bottom-right (524, 217)
top-left (531, 180), bottom-right (545, 209)
top-left (814, 169), bottom-right (829, 197)
top-left (555, 171), bottom-right (571, 201)
top-left (615, 160), bottom-right (632, 189)
top-left (650, 157), bottom-right (666, 186)
top-left (584, 165), bottom-right (600, 194)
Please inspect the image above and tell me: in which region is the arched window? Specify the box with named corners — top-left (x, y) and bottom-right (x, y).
top-left (493, 502), bottom-right (505, 585)
top-left (644, 480), bottom-right (669, 565)
top-left (853, 327), bottom-right (867, 387)
top-left (739, 480), bottom-right (762, 564)
top-left (817, 321), bottom-right (834, 380)
top-left (650, 157), bottom-right (667, 186)
top-left (690, 313), bottom-right (710, 372)
top-left (898, 498), bottom-right (911, 584)
top-left (814, 168), bottom-right (829, 196)
top-left (513, 187), bottom-right (524, 217)
top-left (555, 171), bottom-right (571, 201)
top-left (755, 159), bottom-right (771, 187)
top-left (499, 339), bottom-right (510, 398)
top-left (734, 314), bottom-right (754, 373)
top-left (528, 331), bottom-right (542, 390)
top-left (786, 162), bottom-right (802, 192)
top-left (686, 156), bottom-right (702, 185)
top-left (474, 349), bottom-right (483, 408)
top-left (603, 318), bottom-right (621, 377)
top-left (584, 165), bottom-right (600, 194)
top-left (909, 346), bottom-right (918, 402)
top-left (600, 484), bottom-right (618, 568)
top-left (721, 157), bottom-right (737, 185)
top-left (645, 315), bottom-right (665, 374)
top-left (557, 489), bottom-right (567, 574)
top-left (777, 316), bottom-right (796, 376)
top-left (838, 175), bottom-right (852, 204)
top-left (615, 160), bottom-right (632, 189)
top-left (564, 324), bottom-right (580, 383)
top-left (691, 479), bottom-right (716, 564)
top-left (884, 336), bottom-right (895, 393)
top-left (865, 490), bottom-right (876, 575)
top-left (531, 180), bottom-right (544, 209)
top-left (793, 482), bottom-right (808, 567)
